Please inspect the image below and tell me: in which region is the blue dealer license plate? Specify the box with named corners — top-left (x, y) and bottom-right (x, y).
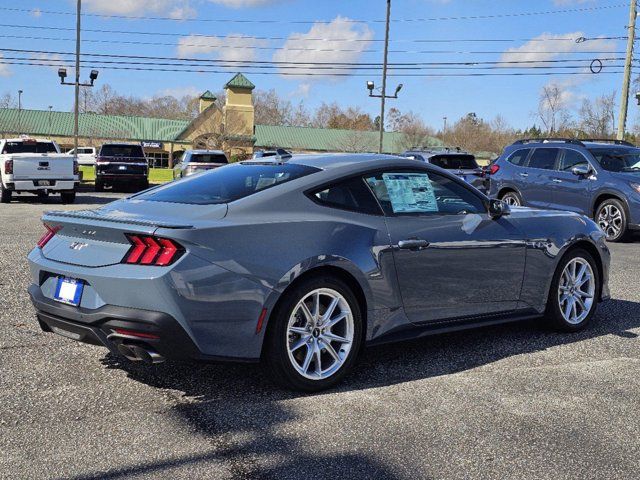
top-left (54, 277), bottom-right (84, 306)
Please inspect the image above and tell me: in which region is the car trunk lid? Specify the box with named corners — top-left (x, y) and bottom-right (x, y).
top-left (10, 153), bottom-right (75, 181)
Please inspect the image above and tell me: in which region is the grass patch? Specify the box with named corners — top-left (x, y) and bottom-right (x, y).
top-left (79, 166), bottom-right (173, 184)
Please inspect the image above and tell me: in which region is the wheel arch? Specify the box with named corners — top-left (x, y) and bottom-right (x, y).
top-left (260, 263), bottom-right (370, 357)
top-left (591, 191), bottom-right (630, 219)
top-left (498, 186), bottom-right (521, 199)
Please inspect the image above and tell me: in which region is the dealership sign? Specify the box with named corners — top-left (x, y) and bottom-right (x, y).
top-left (141, 141), bottom-right (163, 149)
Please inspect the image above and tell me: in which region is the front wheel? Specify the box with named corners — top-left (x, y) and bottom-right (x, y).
top-left (546, 249), bottom-right (600, 332)
top-left (0, 183), bottom-right (11, 203)
top-left (596, 198), bottom-right (627, 242)
top-left (264, 276), bottom-right (363, 391)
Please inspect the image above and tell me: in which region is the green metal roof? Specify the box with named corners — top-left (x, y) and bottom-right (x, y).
top-left (0, 108), bottom-right (189, 142)
top-left (199, 90), bottom-right (217, 100)
top-left (224, 73), bottom-right (255, 91)
top-left (0, 107), bottom-right (441, 154)
top-left (254, 125), bottom-right (441, 154)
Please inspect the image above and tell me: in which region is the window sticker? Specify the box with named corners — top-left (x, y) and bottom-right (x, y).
top-left (382, 173), bottom-right (438, 213)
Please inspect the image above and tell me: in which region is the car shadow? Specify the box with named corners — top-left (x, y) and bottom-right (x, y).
top-left (83, 299), bottom-right (640, 478)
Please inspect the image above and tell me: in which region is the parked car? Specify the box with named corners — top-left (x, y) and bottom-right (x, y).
top-left (252, 148), bottom-right (291, 160)
top-left (489, 138), bottom-right (640, 242)
top-left (28, 153), bottom-right (609, 391)
top-left (67, 146), bottom-right (97, 166)
top-left (402, 148), bottom-right (487, 193)
top-left (172, 150), bottom-right (228, 179)
top-left (0, 137), bottom-right (78, 204)
top-left (95, 143), bottom-right (149, 192)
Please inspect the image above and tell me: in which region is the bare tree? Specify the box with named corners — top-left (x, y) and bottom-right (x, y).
top-left (537, 84), bottom-right (573, 134)
top-left (578, 91), bottom-right (616, 138)
top-left (0, 92), bottom-right (17, 109)
top-left (335, 130), bottom-right (376, 153)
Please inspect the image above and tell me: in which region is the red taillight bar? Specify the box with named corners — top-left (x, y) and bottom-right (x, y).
top-left (113, 328), bottom-right (160, 340)
top-left (4, 159), bottom-right (13, 175)
top-left (124, 234), bottom-right (183, 266)
top-left (37, 224), bottom-right (61, 248)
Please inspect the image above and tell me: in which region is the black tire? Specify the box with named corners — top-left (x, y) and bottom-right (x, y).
top-left (60, 191), bottom-right (76, 204)
top-left (138, 179), bottom-right (150, 191)
top-left (95, 180), bottom-right (104, 192)
top-left (595, 198), bottom-right (628, 242)
top-left (263, 275), bottom-right (363, 392)
top-left (1, 184), bottom-right (12, 203)
top-left (500, 190), bottom-right (523, 207)
top-left (545, 248), bottom-right (600, 332)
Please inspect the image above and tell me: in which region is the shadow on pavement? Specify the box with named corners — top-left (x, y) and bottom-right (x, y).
top-left (77, 298), bottom-right (639, 479)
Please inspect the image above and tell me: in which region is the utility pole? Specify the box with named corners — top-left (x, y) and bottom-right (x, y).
top-left (379, 0), bottom-right (391, 154)
top-left (617, 0), bottom-right (637, 140)
top-left (17, 90), bottom-right (23, 134)
top-left (73, 0), bottom-right (81, 156)
top-left (443, 116), bottom-right (447, 144)
top-left (48, 106), bottom-right (53, 138)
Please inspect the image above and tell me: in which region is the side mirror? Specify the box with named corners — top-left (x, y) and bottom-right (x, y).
top-left (571, 164), bottom-right (591, 176)
top-left (488, 199), bottom-right (511, 219)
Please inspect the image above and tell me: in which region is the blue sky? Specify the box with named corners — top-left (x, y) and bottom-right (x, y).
top-left (0, 0), bottom-right (634, 129)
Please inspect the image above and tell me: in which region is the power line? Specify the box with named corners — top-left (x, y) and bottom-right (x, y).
top-left (0, 3), bottom-right (628, 24)
top-left (0, 34), bottom-right (626, 56)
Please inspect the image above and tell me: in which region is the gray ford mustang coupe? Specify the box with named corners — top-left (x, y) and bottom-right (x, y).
top-left (28, 153), bottom-right (610, 391)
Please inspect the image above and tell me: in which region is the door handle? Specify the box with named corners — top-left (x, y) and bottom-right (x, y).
top-left (398, 239), bottom-right (430, 251)
top-left (552, 179), bottom-right (562, 183)
top-left (519, 172), bottom-right (529, 177)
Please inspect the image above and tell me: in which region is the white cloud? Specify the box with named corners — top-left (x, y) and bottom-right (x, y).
top-left (272, 16), bottom-right (373, 79)
top-left (177, 34), bottom-right (267, 62)
top-left (0, 55), bottom-right (12, 77)
top-left (290, 82), bottom-right (311, 98)
top-left (83, 0), bottom-right (196, 19)
top-left (500, 31), bottom-right (616, 67)
top-left (157, 86), bottom-right (201, 98)
top-left (30, 8), bottom-right (42, 17)
top-left (207, 0), bottom-right (283, 7)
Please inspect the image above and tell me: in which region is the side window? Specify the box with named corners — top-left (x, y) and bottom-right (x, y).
top-left (527, 148), bottom-right (559, 170)
top-left (312, 177), bottom-right (382, 215)
top-left (364, 171), bottom-right (485, 216)
top-left (559, 150), bottom-right (590, 171)
top-left (507, 149), bottom-right (530, 166)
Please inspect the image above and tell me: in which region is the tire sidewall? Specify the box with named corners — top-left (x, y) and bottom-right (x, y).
top-left (501, 191), bottom-right (522, 206)
top-left (596, 199), bottom-right (627, 242)
top-left (265, 275), bottom-right (363, 392)
top-left (547, 248), bottom-right (600, 332)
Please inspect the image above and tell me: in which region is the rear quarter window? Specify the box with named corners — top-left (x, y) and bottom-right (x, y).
top-left (138, 163), bottom-right (320, 205)
top-left (506, 149), bottom-right (530, 166)
top-left (311, 177), bottom-right (382, 215)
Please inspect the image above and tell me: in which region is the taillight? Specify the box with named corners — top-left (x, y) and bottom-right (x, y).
top-left (123, 234), bottom-right (183, 266)
top-left (489, 164), bottom-right (500, 175)
top-left (73, 160), bottom-right (79, 175)
top-left (37, 224), bottom-right (61, 248)
top-left (4, 159), bottom-right (13, 175)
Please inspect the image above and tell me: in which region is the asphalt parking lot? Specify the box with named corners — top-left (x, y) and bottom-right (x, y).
top-left (1, 192), bottom-right (640, 480)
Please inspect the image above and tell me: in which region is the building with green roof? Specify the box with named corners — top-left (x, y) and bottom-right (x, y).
top-left (0, 73), bottom-right (440, 167)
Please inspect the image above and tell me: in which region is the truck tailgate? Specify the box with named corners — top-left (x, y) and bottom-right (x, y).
top-left (11, 154), bottom-right (75, 180)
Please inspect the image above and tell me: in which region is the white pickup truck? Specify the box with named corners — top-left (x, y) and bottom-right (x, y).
top-left (0, 138), bottom-right (79, 204)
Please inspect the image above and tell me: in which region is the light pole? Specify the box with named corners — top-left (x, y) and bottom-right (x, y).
top-left (17, 90), bottom-right (23, 134)
top-left (48, 106), bottom-right (53, 138)
top-left (366, 0), bottom-right (401, 154)
top-left (442, 116), bottom-right (447, 144)
top-left (57, 0), bottom-right (99, 157)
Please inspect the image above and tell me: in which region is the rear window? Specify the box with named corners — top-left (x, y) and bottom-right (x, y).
top-left (527, 148), bottom-right (559, 170)
top-left (99, 145), bottom-right (145, 158)
top-left (190, 153), bottom-right (228, 164)
top-left (138, 163), bottom-right (320, 205)
top-left (2, 141), bottom-right (58, 154)
top-left (429, 155), bottom-right (479, 170)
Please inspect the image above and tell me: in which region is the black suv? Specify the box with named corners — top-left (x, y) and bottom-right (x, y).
top-left (95, 143), bottom-right (149, 192)
top-left (402, 148), bottom-right (487, 193)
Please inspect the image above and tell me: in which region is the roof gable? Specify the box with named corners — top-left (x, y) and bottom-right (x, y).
top-left (224, 73), bottom-right (255, 90)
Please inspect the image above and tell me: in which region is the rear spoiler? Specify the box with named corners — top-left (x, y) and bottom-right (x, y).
top-left (43, 209), bottom-right (194, 229)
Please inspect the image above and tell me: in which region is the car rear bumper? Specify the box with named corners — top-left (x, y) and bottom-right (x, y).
top-left (11, 180), bottom-right (77, 191)
top-left (96, 174), bottom-right (147, 181)
top-left (29, 284), bottom-right (256, 363)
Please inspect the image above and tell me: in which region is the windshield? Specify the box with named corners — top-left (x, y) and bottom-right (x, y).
top-left (99, 145), bottom-right (145, 159)
top-left (190, 154), bottom-right (228, 164)
top-left (429, 154), bottom-right (479, 170)
top-left (2, 141), bottom-right (58, 154)
top-left (588, 147), bottom-right (640, 172)
top-left (138, 162), bottom-right (320, 205)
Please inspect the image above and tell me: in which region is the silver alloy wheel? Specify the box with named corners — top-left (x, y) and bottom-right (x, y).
top-left (502, 193), bottom-right (520, 206)
top-left (557, 257), bottom-right (595, 325)
top-left (597, 204), bottom-right (623, 240)
top-left (286, 288), bottom-right (354, 380)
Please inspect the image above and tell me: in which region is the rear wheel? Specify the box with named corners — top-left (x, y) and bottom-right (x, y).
top-left (60, 191), bottom-right (76, 204)
top-left (546, 248), bottom-right (599, 332)
top-left (595, 198), bottom-right (627, 242)
top-left (501, 190), bottom-right (522, 207)
top-left (95, 179), bottom-right (104, 192)
top-left (1, 183), bottom-right (12, 203)
top-left (264, 276), bottom-right (363, 391)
